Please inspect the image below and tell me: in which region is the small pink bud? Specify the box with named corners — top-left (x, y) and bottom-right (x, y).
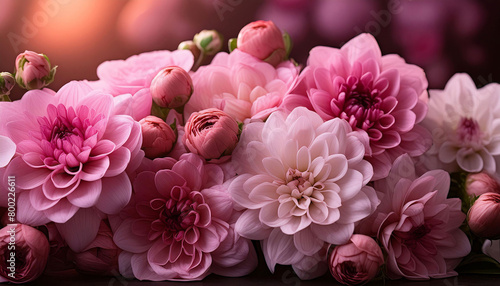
top-left (466, 172), bottom-right (500, 197)
top-left (236, 20), bottom-right (287, 66)
top-left (193, 30), bottom-right (223, 56)
top-left (178, 40), bottom-right (202, 62)
top-left (0, 72), bottom-right (15, 96)
top-left (15, 50), bottom-right (56, 90)
top-left (329, 234), bottom-right (384, 285)
top-left (468, 192), bottom-right (500, 239)
top-left (183, 108), bottom-right (239, 161)
top-left (151, 66), bottom-right (193, 109)
top-left (139, 115), bottom-right (176, 159)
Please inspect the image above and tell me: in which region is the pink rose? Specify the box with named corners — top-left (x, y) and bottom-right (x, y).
top-left (14, 50), bottom-right (56, 90)
top-left (151, 66), bottom-right (193, 109)
top-left (0, 224), bottom-right (50, 283)
top-left (237, 20), bottom-right (287, 66)
top-left (329, 234), bottom-right (384, 285)
top-left (73, 220), bottom-right (120, 276)
top-left (468, 193), bottom-right (500, 239)
top-left (466, 173), bottom-right (500, 197)
top-left (139, 116), bottom-right (177, 159)
top-left (183, 108), bottom-right (239, 161)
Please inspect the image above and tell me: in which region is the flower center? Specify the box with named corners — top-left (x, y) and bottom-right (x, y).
top-left (337, 76), bottom-right (383, 130)
top-left (397, 224), bottom-right (430, 249)
top-left (38, 104), bottom-right (103, 169)
top-left (457, 117), bottom-right (482, 147)
top-left (277, 168), bottom-right (325, 212)
top-left (150, 191), bottom-right (200, 243)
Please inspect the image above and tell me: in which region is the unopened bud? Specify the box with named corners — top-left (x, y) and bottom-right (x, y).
top-left (178, 40), bottom-right (202, 61)
top-left (139, 116), bottom-right (177, 159)
top-left (0, 72), bottom-right (15, 96)
top-left (151, 66), bottom-right (193, 109)
top-left (193, 30), bottom-right (223, 56)
top-left (15, 50), bottom-right (56, 90)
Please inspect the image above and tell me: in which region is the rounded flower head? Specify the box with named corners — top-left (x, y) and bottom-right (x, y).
top-left (236, 20), bottom-right (287, 66)
top-left (422, 73), bottom-right (500, 174)
top-left (466, 172), bottom-right (500, 197)
top-left (139, 116), bottom-right (176, 159)
top-left (151, 66), bottom-right (193, 109)
top-left (329, 234), bottom-right (384, 285)
top-left (229, 107), bottom-right (379, 279)
top-left (183, 108), bottom-right (239, 161)
top-left (0, 82), bottom-right (143, 250)
top-left (0, 72), bottom-right (15, 96)
top-left (15, 50), bottom-right (56, 90)
top-left (359, 154), bottom-right (471, 280)
top-left (184, 49), bottom-right (299, 122)
top-left (467, 193), bottom-right (500, 239)
top-left (96, 50), bottom-right (193, 120)
top-left (113, 153), bottom-right (256, 281)
top-left (0, 224), bottom-right (49, 283)
top-left (193, 30), bottom-right (224, 56)
top-left (283, 33), bottom-right (431, 180)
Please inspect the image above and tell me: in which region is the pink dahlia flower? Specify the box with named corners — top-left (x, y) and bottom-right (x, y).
top-left (421, 73), bottom-right (500, 175)
top-left (113, 153), bottom-right (257, 281)
top-left (282, 33), bottom-right (431, 180)
top-left (358, 154), bottom-right (470, 279)
top-left (0, 81), bottom-right (143, 251)
top-left (184, 49), bottom-right (299, 122)
top-left (229, 107), bottom-right (379, 279)
top-left (96, 50), bottom-right (193, 120)
top-left (0, 135), bottom-right (15, 168)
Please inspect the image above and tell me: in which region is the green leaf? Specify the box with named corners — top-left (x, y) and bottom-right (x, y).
top-left (457, 253), bottom-right (500, 275)
top-left (283, 31), bottom-right (292, 58)
top-left (199, 35), bottom-right (213, 50)
top-left (150, 101), bottom-right (171, 121)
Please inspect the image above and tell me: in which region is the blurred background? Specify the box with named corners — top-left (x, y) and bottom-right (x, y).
top-left (1, 0), bottom-right (499, 100)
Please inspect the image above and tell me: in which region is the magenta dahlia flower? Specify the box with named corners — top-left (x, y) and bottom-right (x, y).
top-left (95, 50), bottom-right (193, 120)
top-left (112, 153), bottom-right (257, 281)
top-left (358, 154), bottom-right (470, 279)
top-left (0, 81), bottom-right (143, 251)
top-left (282, 33), bottom-right (431, 180)
top-left (184, 49), bottom-right (299, 122)
top-left (229, 107), bottom-right (379, 279)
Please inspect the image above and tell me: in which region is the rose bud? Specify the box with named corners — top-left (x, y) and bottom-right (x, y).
top-left (236, 20), bottom-right (287, 66)
top-left (183, 108), bottom-right (239, 161)
top-left (193, 29), bottom-right (223, 56)
top-left (0, 72), bottom-right (15, 96)
top-left (329, 234), bottom-right (384, 285)
top-left (468, 192), bottom-right (500, 239)
top-left (466, 173), bottom-right (500, 197)
top-left (139, 115), bottom-right (176, 159)
top-left (178, 40), bottom-right (202, 62)
top-left (0, 224), bottom-right (50, 283)
top-left (151, 66), bottom-right (193, 109)
top-left (15, 50), bottom-right (56, 90)
top-left (73, 221), bottom-right (120, 276)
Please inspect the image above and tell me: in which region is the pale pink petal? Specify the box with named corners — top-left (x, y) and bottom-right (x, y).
top-left (16, 191), bottom-right (51, 226)
top-left (0, 135), bottom-right (16, 167)
top-left (311, 223), bottom-right (354, 245)
top-left (95, 173), bottom-right (132, 214)
top-left (263, 229), bottom-right (304, 271)
top-left (43, 198), bottom-right (80, 223)
top-left (56, 207), bottom-right (103, 252)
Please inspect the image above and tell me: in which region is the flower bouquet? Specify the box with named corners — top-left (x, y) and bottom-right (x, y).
top-left (1, 20), bottom-right (500, 284)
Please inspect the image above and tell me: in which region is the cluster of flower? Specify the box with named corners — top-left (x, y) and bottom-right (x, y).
top-left (1, 20), bottom-right (500, 285)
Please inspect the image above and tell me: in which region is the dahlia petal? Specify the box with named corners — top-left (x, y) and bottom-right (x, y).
top-left (148, 240), bottom-right (172, 265)
top-left (234, 210), bottom-right (271, 240)
top-left (67, 180), bottom-right (102, 208)
top-left (102, 115), bottom-right (134, 147)
top-left (293, 228), bottom-right (323, 256)
top-left (43, 198), bottom-right (80, 223)
top-left (337, 190), bottom-right (374, 224)
top-left (21, 152), bottom-right (45, 168)
top-left (0, 136), bottom-right (16, 168)
top-left (155, 169), bottom-right (187, 198)
top-left (56, 207), bottom-right (102, 252)
top-left (105, 147), bottom-right (131, 177)
top-left (16, 191), bottom-right (51, 226)
top-left (456, 148), bottom-right (483, 173)
top-left (57, 81), bottom-right (93, 108)
top-left (324, 154), bottom-right (348, 182)
top-left (311, 223), bottom-right (354, 245)
top-left (263, 228), bottom-right (304, 271)
top-left (260, 201), bottom-right (286, 228)
top-left (280, 215), bottom-right (311, 235)
top-left (341, 33), bottom-right (381, 64)
top-left (249, 182), bottom-right (280, 203)
top-left (118, 252), bottom-right (135, 279)
top-left (377, 69), bottom-right (400, 98)
top-left (90, 139), bottom-right (115, 158)
top-left (114, 218), bottom-right (153, 253)
top-left (262, 157), bottom-right (286, 181)
top-left (392, 110), bottom-right (417, 133)
top-left (131, 252), bottom-right (168, 281)
top-left (198, 227), bottom-right (221, 253)
top-left (30, 186), bottom-right (59, 211)
top-left (172, 159), bottom-right (202, 191)
top-left (336, 169), bottom-right (364, 201)
top-left (51, 170), bottom-right (79, 188)
top-left (78, 91), bottom-right (114, 121)
top-left (7, 157), bottom-right (50, 189)
top-left (80, 157), bottom-right (110, 181)
top-left (95, 173), bottom-right (132, 214)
